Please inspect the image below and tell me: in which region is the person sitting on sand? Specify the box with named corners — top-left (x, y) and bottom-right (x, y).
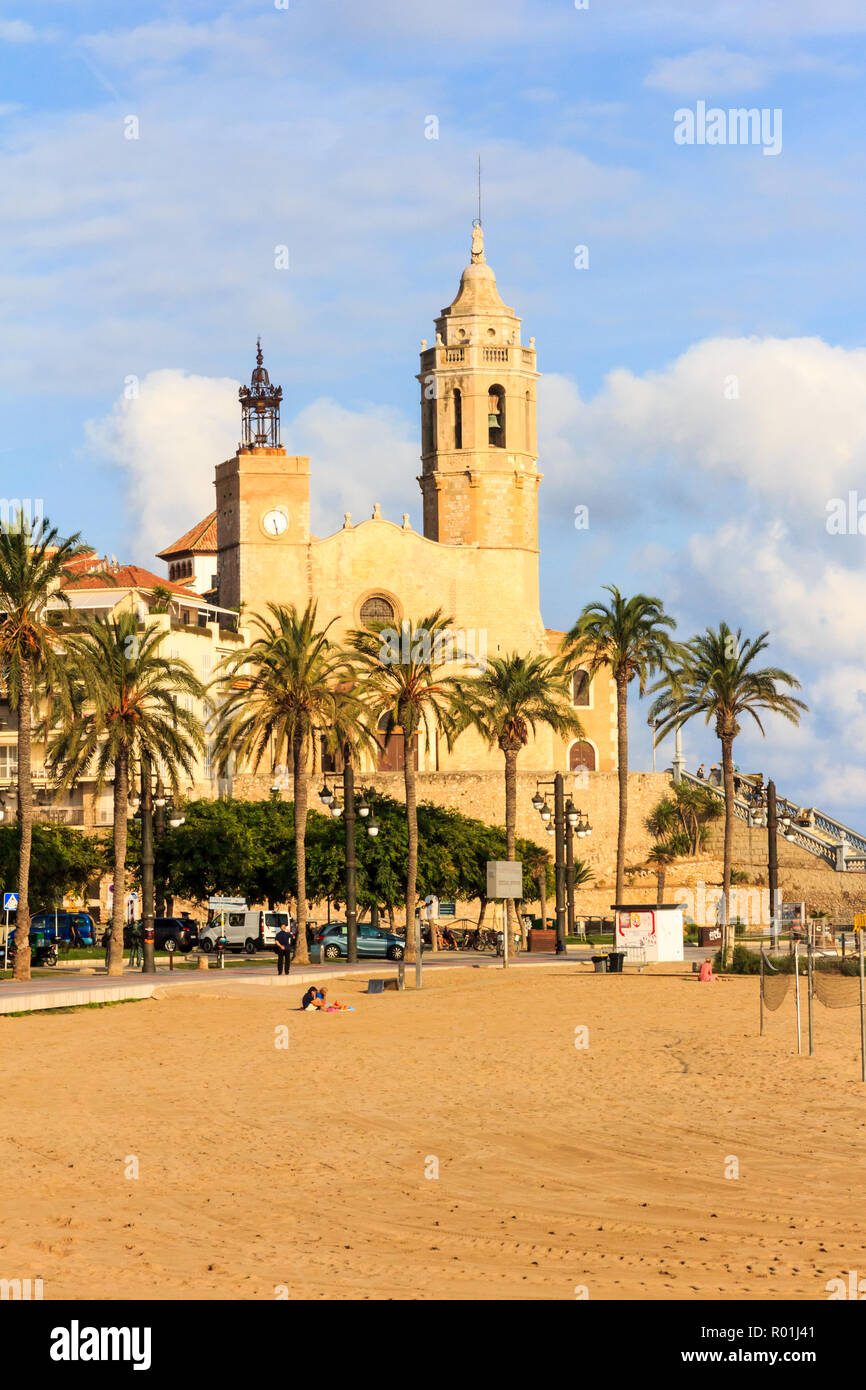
top-left (301, 985), bottom-right (327, 1011)
top-left (698, 957), bottom-right (717, 983)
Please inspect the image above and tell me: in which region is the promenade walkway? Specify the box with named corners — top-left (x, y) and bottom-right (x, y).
top-left (0, 949), bottom-right (585, 1015)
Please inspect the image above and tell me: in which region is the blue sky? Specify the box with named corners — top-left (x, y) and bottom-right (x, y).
top-left (3, 0), bottom-right (866, 815)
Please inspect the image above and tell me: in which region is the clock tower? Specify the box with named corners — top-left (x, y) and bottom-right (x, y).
top-left (215, 340), bottom-right (310, 615)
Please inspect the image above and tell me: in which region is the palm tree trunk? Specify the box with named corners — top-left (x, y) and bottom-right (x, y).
top-left (720, 733), bottom-right (736, 968)
top-left (657, 867), bottom-right (666, 903)
top-left (615, 673), bottom-right (629, 907)
top-left (108, 751), bottom-right (128, 977)
top-left (404, 754), bottom-right (418, 963)
top-left (13, 656), bottom-right (33, 981)
top-left (477, 896), bottom-right (489, 929)
top-left (292, 730), bottom-right (310, 965)
top-left (503, 745), bottom-right (521, 950)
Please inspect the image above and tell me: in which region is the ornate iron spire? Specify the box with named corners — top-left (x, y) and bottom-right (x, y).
top-left (239, 338), bottom-right (282, 449)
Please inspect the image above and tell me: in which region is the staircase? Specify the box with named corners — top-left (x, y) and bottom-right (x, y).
top-left (680, 770), bottom-right (866, 873)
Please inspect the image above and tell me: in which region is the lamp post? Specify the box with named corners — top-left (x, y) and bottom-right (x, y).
top-left (140, 755), bottom-right (156, 974)
top-left (531, 774), bottom-right (567, 954)
top-left (320, 766), bottom-right (378, 966)
top-left (135, 762), bottom-right (185, 975)
top-left (767, 780), bottom-right (779, 951)
top-left (564, 798), bottom-right (592, 940)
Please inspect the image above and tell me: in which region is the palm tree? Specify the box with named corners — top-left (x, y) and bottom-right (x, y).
top-left (212, 602), bottom-right (365, 965)
top-left (0, 515), bottom-right (83, 981)
top-left (451, 652), bottom-right (584, 948)
top-left (566, 587), bottom-right (679, 908)
top-left (46, 613), bottom-right (204, 976)
top-left (349, 610), bottom-right (459, 962)
top-left (646, 842), bottom-right (678, 903)
top-left (648, 624), bottom-right (806, 966)
top-left (646, 780), bottom-right (723, 858)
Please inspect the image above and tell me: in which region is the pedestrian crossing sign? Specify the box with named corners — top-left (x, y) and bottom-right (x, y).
top-left (3, 893), bottom-right (18, 911)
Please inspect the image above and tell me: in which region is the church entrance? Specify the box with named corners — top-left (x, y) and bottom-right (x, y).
top-left (376, 716), bottom-right (419, 772)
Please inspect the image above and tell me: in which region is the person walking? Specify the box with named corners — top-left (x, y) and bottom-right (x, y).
top-left (274, 923), bottom-right (293, 976)
top-left (128, 921), bottom-right (143, 969)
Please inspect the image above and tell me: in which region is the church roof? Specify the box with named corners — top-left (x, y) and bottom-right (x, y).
top-left (156, 511), bottom-right (218, 560)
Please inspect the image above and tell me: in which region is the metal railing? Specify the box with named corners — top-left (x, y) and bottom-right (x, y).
top-left (681, 769), bottom-right (862, 872)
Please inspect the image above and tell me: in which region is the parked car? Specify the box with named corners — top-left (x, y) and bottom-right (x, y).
top-left (122, 916), bottom-right (199, 954)
top-left (8, 910), bottom-right (97, 951)
top-left (199, 910), bottom-right (291, 956)
top-left (313, 922), bottom-right (405, 962)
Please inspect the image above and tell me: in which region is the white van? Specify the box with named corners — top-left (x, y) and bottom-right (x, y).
top-left (200, 910), bottom-right (292, 955)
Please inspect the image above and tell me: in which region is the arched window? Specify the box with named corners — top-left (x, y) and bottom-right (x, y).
top-left (360, 595), bottom-right (395, 626)
top-left (453, 388), bottom-right (462, 450)
top-left (488, 385), bottom-right (505, 448)
top-left (572, 669), bottom-right (591, 706)
top-left (569, 740), bottom-right (596, 773)
top-left (376, 713), bottom-right (419, 771)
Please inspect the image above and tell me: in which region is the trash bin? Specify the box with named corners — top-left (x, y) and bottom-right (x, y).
top-left (591, 955), bottom-right (607, 973)
top-left (607, 951), bottom-right (625, 974)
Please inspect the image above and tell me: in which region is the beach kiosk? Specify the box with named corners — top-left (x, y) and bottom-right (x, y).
top-left (612, 904), bottom-right (685, 964)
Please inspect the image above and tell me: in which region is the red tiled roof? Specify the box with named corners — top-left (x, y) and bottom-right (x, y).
top-left (156, 511), bottom-right (218, 560)
top-left (61, 550), bottom-right (102, 574)
top-left (61, 565), bottom-right (200, 600)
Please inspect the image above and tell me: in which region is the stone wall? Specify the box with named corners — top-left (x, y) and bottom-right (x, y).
top-left (232, 767), bottom-right (674, 872)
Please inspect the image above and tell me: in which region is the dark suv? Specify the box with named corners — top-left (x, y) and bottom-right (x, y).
top-left (123, 916), bottom-right (199, 953)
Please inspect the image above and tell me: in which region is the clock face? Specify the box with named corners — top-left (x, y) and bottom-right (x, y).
top-left (262, 508), bottom-right (288, 537)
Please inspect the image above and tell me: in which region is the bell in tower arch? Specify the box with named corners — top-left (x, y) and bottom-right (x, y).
top-left (488, 386), bottom-right (505, 446)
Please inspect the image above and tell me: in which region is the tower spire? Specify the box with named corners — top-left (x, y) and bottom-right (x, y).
top-left (239, 338), bottom-right (282, 449)
top-left (471, 156), bottom-right (485, 263)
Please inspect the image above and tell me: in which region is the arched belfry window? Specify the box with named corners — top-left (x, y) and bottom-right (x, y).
top-left (360, 595), bottom-right (396, 627)
top-left (572, 669), bottom-right (591, 706)
top-left (488, 385), bottom-right (505, 448)
top-left (453, 388), bottom-right (463, 450)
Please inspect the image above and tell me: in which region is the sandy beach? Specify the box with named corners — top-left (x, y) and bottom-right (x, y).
top-left (1, 966), bottom-right (864, 1301)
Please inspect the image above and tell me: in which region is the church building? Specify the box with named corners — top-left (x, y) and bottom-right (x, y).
top-left (160, 223), bottom-right (616, 778)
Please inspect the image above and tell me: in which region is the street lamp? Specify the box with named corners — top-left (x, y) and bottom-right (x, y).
top-left (319, 765), bottom-right (382, 964)
top-left (563, 798), bottom-right (592, 937)
top-left (531, 776), bottom-right (567, 955)
top-left (138, 761), bottom-right (186, 974)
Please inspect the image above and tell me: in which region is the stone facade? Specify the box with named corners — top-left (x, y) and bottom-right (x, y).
top-left (211, 222), bottom-right (617, 777)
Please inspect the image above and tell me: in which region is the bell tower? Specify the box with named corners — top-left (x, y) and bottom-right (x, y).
top-left (416, 223), bottom-right (540, 549)
top-left (215, 340), bottom-right (310, 616)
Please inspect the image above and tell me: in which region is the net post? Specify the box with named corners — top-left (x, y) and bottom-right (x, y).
top-left (759, 949), bottom-right (764, 1036)
top-left (794, 941), bottom-right (802, 1056)
top-left (859, 928), bottom-right (866, 1084)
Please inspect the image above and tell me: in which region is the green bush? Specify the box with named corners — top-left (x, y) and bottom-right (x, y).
top-left (717, 944), bottom-right (762, 974)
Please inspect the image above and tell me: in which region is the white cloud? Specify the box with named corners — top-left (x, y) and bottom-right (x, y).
top-left (645, 48), bottom-right (769, 95)
top-left (85, 370), bottom-right (239, 563)
top-left (540, 336), bottom-right (866, 526)
top-left (0, 20), bottom-right (42, 43)
top-left (290, 398), bottom-right (419, 538)
top-left (85, 371), bottom-right (419, 563)
top-left (644, 44), bottom-right (859, 95)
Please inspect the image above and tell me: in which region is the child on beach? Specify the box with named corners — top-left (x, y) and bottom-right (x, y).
top-left (301, 986), bottom-right (354, 1012)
